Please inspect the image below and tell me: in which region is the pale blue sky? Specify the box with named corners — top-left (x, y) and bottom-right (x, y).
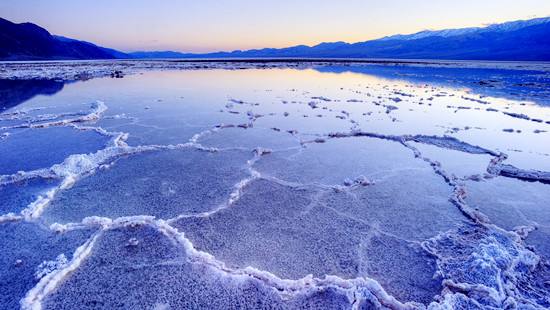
top-left (1, 0), bottom-right (549, 52)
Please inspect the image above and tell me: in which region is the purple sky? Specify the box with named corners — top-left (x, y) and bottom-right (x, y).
top-left (1, 0), bottom-right (549, 52)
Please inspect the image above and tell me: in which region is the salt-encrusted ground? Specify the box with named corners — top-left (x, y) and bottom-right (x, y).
top-left (1, 61), bottom-right (549, 309)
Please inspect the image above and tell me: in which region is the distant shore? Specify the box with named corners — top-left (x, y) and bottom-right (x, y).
top-left (1, 59), bottom-right (550, 82)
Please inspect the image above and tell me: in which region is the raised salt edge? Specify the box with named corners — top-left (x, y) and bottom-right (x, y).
top-left (22, 216), bottom-right (417, 310)
top-left (0, 89), bottom-right (548, 309)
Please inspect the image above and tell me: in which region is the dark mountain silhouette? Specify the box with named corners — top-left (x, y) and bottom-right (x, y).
top-left (0, 17), bottom-right (128, 60)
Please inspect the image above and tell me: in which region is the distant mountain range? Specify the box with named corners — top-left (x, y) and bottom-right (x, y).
top-left (1, 16), bottom-right (549, 61)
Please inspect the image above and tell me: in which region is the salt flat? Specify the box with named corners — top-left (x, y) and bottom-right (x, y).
top-left (1, 60), bottom-right (549, 309)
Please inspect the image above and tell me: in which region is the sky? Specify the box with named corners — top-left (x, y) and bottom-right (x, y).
top-left (1, 0), bottom-right (550, 53)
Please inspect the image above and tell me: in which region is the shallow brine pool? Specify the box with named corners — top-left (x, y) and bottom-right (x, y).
top-left (1, 61), bottom-right (549, 309)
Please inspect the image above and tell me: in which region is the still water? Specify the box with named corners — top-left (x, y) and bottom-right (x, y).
top-left (1, 63), bottom-right (549, 309)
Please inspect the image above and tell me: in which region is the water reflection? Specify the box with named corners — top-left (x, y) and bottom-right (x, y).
top-left (0, 79), bottom-right (64, 111)
top-left (2, 67), bottom-right (549, 171)
top-left (1, 66), bottom-right (549, 309)
top-left (314, 65), bottom-right (550, 105)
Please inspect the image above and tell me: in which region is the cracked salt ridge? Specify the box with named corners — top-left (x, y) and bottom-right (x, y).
top-left (174, 138), bottom-right (466, 303)
top-left (34, 217), bottom-right (547, 309)
top-left (0, 101), bottom-right (113, 175)
top-left (11, 151), bottom-right (548, 306)
top-left (489, 164), bottom-right (550, 184)
top-left (0, 102), bottom-right (209, 221)
top-left (253, 136), bottom-right (419, 188)
top-left (0, 213), bottom-right (23, 224)
top-left (0, 221), bottom-right (96, 310)
top-left (502, 111), bottom-right (550, 125)
top-left (3, 69), bottom-right (548, 308)
top-left (0, 107), bottom-right (47, 123)
top-left (7, 119), bottom-right (462, 308)
top-left (93, 102), bottom-right (251, 148)
top-left (32, 216), bottom-right (417, 310)
top-left (40, 147), bottom-right (254, 224)
top-left (326, 130), bottom-right (550, 184)
top-left (40, 184), bottom-right (548, 309)
top-left (400, 137), bottom-right (550, 307)
top-left (406, 142), bottom-right (494, 180)
top-left (42, 120), bottom-right (278, 222)
top-left (0, 101), bottom-right (106, 130)
top-left (423, 224), bottom-right (550, 309)
top-left (400, 138), bottom-right (550, 307)
top-left (0, 126), bottom-right (112, 176)
top-left (111, 122), bottom-right (214, 147)
top-left (0, 177), bottom-right (61, 216)
top-left (465, 177), bottom-right (550, 259)
top-left (10, 138), bottom-right (224, 221)
top-left (1, 96), bottom-right (254, 223)
top-left (406, 135), bottom-right (499, 156)
top-left (173, 175), bottom-right (461, 304)
top-left (314, 131), bottom-right (516, 225)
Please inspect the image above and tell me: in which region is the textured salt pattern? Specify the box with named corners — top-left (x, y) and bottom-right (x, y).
top-left (465, 178), bottom-right (550, 259)
top-left (40, 223), bottom-right (395, 310)
top-left (0, 63), bottom-right (549, 309)
top-left (0, 222), bottom-right (96, 310)
top-left (174, 175), bottom-right (461, 304)
top-left (41, 149), bottom-right (252, 224)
